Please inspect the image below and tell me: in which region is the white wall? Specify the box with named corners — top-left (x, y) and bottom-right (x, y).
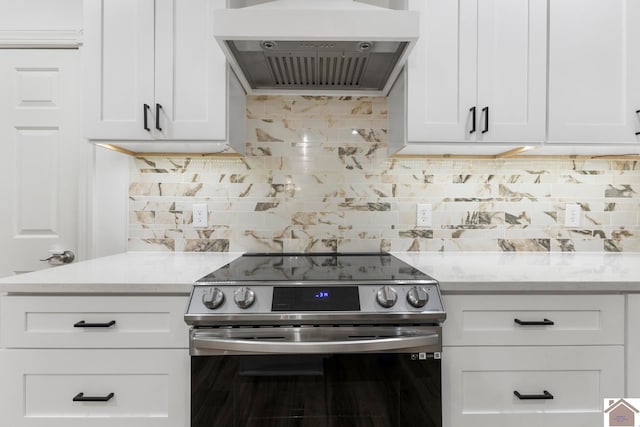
top-left (92, 146), bottom-right (129, 257)
top-left (0, 0), bottom-right (82, 30)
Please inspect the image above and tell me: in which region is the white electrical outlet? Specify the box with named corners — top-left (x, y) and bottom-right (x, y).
top-left (417, 204), bottom-right (432, 227)
top-left (565, 203), bottom-right (581, 227)
top-left (192, 203), bottom-right (208, 227)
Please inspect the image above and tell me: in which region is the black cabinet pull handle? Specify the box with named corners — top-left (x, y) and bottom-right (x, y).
top-left (514, 318), bottom-right (554, 326)
top-left (482, 106), bottom-right (489, 133)
top-left (514, 390), bottom-right (554, 400)
top-left (74, 320), bottom-right (116, 328)
top-left (469, 106), bottom-right (476, 134)
top-left (143, 104), bottom-right (150, 131)
top-left (156, 103), bottom-right (163, 131)
top-left (73, 392), bottom-right (114, 402)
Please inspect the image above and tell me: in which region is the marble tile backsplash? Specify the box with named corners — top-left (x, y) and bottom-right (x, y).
top-left (128, 96), bottom-right (640, 253)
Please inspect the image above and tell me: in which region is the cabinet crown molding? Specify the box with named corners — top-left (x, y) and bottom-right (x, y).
top-left (0, 29), bottom-right (83, 48)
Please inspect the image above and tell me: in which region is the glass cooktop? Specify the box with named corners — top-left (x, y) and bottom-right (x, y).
top-left (196, 253), bottom-right (435, 283)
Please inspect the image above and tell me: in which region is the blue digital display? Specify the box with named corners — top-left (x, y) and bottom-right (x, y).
top-left (314, 291), bottom-right (329, 299)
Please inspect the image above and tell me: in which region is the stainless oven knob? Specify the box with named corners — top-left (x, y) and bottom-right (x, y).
top-left (202, 287), bottom-right (225, 310)
top-left (234, 286), bottom-right (256, 309)
top-left (376, 285), bottom-right (397, 308)
top-left (407, 286), bottom-right (429, 308)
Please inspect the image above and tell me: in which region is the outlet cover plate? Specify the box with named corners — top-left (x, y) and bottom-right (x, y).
top-left (417, 203), bottom-right (432, 227)
top-left (192, 203), bottom-right (208, 227)
top-left (565, 203), bottom-right (581, 227)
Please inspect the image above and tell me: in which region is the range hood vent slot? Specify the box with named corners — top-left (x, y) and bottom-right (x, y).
top-left (226, 40), bottom-right (407, 93)
top-left (264, 51), bottom-right (370, 89)
top-left (266, 54), bottom-right (316, 86)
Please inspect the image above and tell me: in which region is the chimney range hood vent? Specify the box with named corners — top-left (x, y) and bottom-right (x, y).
top-left (214, 1), bottom-right (419, 96)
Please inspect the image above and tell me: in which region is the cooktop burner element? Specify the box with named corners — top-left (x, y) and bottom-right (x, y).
top-left (185, 252), bottom-right (445, 327)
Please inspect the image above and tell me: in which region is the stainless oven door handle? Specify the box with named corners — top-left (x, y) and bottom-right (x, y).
top-left (192, 333), bottom-right (440, 354)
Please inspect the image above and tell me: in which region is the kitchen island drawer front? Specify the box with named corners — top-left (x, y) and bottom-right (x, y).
top-left (0, 296), bottom-right (189, 348)
top-left (443, 346), bottom-right (624, 427)
top-left (442, 294), bottom-right (624, 346)
top-left (0, 349), bottom-right (188, 427)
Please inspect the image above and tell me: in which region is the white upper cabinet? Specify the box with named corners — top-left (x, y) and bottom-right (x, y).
top-left (407, 0), bottom-right (547, 144)
top-left (84, 0), bottom-right (227, 142)
top-left (548, 0), bottom-right (640, 143)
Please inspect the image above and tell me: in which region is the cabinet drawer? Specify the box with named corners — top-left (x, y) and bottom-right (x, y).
top-left (0, 296), bottom-right (189, 348)
top-left (0, 349), bottom-right (188, 427)
top-left (443, 346), bottom-right (624, 427)
top-left (443, 294), bottom-right (624, 346)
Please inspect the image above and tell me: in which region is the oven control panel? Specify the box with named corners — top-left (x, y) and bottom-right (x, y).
top-left (186, 282), bottom-right (444, 317)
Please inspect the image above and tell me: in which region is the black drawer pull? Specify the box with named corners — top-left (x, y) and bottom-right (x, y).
top-left (482, 106), bottom-right (489, 133)
top-left (143, 104), bottom-right (150, 131)
top-left (73, 320), bottom-right (116, 328)
top-left (73, 392), bottom-right (114, 402)
top-left (155, 103), bottom-right (163, 131)
top-left (469, 106), bottom-right (476, 134)
top-left (514, 390), bottom-right (554, 400)
top-left (514, 318), bottom-right (554, 326)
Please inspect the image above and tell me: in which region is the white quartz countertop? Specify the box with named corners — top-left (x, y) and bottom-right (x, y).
top-left (0, 251), bottom-right (639, 294)
top-left (0, 252), bottom-right (243, 294)
top-left (392, 252), bottom-right (640, 292)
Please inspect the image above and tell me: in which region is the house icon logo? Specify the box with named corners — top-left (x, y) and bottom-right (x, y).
top-left (604, 398), bottom-right (640, 426)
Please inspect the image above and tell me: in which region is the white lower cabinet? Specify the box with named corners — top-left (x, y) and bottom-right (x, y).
top-left (0, 294), bottom-right (190, 427)
top-left (628, 294), bottom-right (640, 397)
top-left (442, 294), bottom-right (626, 427)
top-left (0, 349), bottom-right (189, 427)
top-left (443, 346), bottom-right (624, 427)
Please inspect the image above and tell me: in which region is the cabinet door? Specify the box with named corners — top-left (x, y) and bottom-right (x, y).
top-left (407, 0), bottom-right (477, 142)
top-left (154, 0), bottom-right (227, 141)
top-left (628, 295), bottom-right (640, 397)
top-left (476, 0), bottom-right (547, 142)
top-left (84, 0), bottom-right (155, 140)
top-left (548, 0), bottom-right (640, 142)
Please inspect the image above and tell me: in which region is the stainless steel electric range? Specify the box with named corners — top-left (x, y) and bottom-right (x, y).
top-left (185, 252), bottom-right (446, 427)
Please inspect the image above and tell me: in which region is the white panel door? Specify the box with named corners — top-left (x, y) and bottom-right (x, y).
top-left (548, 0), bottom-right (640, 142)
top-left (154, 0), bottom-right (227, 141)
top-left (0, 50), bottom-right (82, 277)
top-left (407, 0), bottom-right (477, 142)
top-left (83, 0), bottom-right (155, 140)
top-left (476, 0), bottom-right (547, 142)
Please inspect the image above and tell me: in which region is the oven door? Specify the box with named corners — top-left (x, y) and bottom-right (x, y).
top-left (190, 326), bottom-right (442, 427)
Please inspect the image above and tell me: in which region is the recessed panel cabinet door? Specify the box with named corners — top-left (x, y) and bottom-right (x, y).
top-left (84, 0), bottom-right (155, 140)
top-left (548, 0), bottom-right (640, 142)
top-left (407, 0), bottom-right (478, 142)
top-left (407, 0), bottom-right (546, 144)
top-left (154, 0), bottom-right (227, 141)
top-left (476, 0), bottom-right (547, 142)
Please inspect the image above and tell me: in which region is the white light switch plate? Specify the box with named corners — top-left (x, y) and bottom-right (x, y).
top-left (417, 204), bottom-right (432, 227)
top-left (192, 203), bottom-right (208, 227)
top-left (565, 203), bottom-right (581, 227)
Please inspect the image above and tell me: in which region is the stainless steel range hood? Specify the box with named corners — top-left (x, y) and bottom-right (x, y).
top-left (214, 0), bottom-right (418, 96)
